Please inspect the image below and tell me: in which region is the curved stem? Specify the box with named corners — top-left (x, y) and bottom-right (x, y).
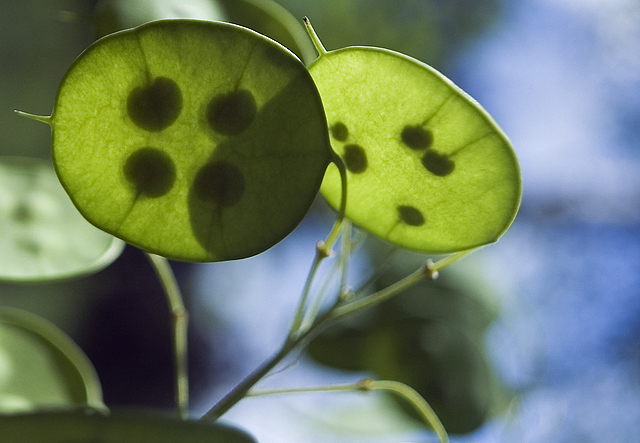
top-left (363, 380), bottom-right (449, 443)
top-left (301, 220), bottom-right (353, 331)
top-left (145, 253), bottom-right (189, 419)
top-left (247, 379), bottom-right (448, 443)
top-left (322, 154), bottom-right (348, 249)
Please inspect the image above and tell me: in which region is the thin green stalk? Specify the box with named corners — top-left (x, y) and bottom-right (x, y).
top-left (323, 153), bottom-right (348, 249)
top-left (201, 341), bottom-right (295, 421)
top-left (287, 153), bottom-right (347, 340)
top-left (300, 256), bottom-right (341, 332)
top-left (199, 259), bottom-right (438, 422)
top-left (303, 16), bottom-right (327, 57)
top-left (145, 252), bottom-right (189, 419)
top-left (286, 247), bottom-right (325, 341)
top-left (363, 380), bottom-right (449, 443)
top-left (15, 110), bottom-right (52, 125)
top-left (247, 379), bottom-right (448, 443)
top-left (328, 248), bottom-right (479, 322)
top-left (328, 261), bottom-right (433, 322)
top-left (337, 220), bottom-right (352, 300)
top-left (202, 298), bottom-right (340, 421)
top-left (430, 248), bottom-right (478, 272)
top-left (348, 244), bottom-right (399, 299)
top-left (301, 220), bottom-right (353, 331)
top-left (203, 223), bottom-right (347, 421)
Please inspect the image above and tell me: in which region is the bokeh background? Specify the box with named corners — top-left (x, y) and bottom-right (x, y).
top-left (1, 0), bottom-right (639, 442)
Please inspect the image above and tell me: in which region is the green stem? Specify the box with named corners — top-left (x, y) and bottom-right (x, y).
top-left (363, 380), bottom-right (449, 443)
top-left (301, 255), bottom-right (340, 332)
top-left (350, 244), bottom-right (399, 297)
top-left (248, 379), bottom-right (448, 443)
top-left (201, 341), bottom-right (296, 421)
top-left (431, 248), bottom-right (478, 272)
top-left (328, 261), bottom-right (433, 322)
top-left (323, 153), bottom-right (348, 249)
top-left (287, 159), bottom-right (346, 340)
top-left (301, 220), bottom-right (353, 330)
top-left (199, 258), bottom-right (440, 422)
top-left (286, 245), bottom-right (325, 340)
top-left (303, 16), bottom-right (327, 57)
top-left (145, 253), bottom-right (189, 419)
top-left (14, 110), bottom-right (52, 125)
top-left (337, 220), bottom-right (352, 300)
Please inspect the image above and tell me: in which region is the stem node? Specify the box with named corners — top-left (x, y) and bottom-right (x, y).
top-left (316, 240), bottom-right (333, 259)
top-left (423, 259), bottom-right (439, 280)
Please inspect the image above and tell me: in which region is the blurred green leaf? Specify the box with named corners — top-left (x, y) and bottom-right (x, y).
top-left (50, 20), bottom-right (331, 262)
top-left (308, 267), bottom-right (508, 434)
top-left (0, 409), bottom-right (256, 442)
top-left (363, 318), bottom-right (496, 434)
top-left (310, 45), bottom-right (521, 253)
top-left (219, 0), bottom-right (316, 62)
top-left (94, 0), bottom-right (315, 63)
top-left (0, 307), bottom-right (104, 413)
top-left (93, 0), bottom-right (228, 37)
top-left (277, 0), bottom-right (502, 67)
top-left (0, 157), bottom-right (124, 282)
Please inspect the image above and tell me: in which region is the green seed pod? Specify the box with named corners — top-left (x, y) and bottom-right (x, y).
top-left (0, 156), bottom-right (123, 282)
top-left (48, 20), bottom-right (331, 262)
top-left (0, 307), bottom-right (104, 412)
top-left (307, 22), bottom-right (521, 253)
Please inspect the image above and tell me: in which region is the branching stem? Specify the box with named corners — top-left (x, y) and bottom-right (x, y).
top-left (200, 247), bottom-right (477, 424)
top-left (328, 261), bottom-right (433, 321)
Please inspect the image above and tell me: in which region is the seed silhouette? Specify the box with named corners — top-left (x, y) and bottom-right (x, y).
top-left (330, 122), bottom-right (349, 141)
top-left (422, 150), bottom-right (455, 176)
top-left (343, 144), bottom-right (367, 173)
top-left (124, 147), bottom-right (176, 197)
top-left (127, 77), bottom-right (182, 132)
top-left (207, 90), bottom-right (257, 136)
top-left (193, 161), bottom-right (245, 207)
top-left (401, 125), bottom-right (433, 150)
top-left (397, 205), bottom-right (425, 226)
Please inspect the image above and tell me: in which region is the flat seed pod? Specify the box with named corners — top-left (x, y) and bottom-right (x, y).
top-left (0, 409), bottom-right (256, 443)
top-left (0, 157), bottom-right (124, 282)
top-left (0, 307), bottom-right (104, 413)
top-left (51, 20), bottom-right (331, 262)
top-left (309, 44), bottom-right (521, 253)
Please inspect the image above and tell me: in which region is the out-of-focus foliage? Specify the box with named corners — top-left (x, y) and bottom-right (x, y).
top-left (0, 1), bottom-right (512, 437)
top-left (308, 245), bottom-right (511, 434)
top-left (1, 409), bottom-right (256, 443)
top-left (0, 157), bottom-right (124, 282)
top-left (278, 0), bottom-right (502, 67)
top-left (0, 307), bottom-right (104, 412)
top-left (93, 0), bottom-right (228, 37)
